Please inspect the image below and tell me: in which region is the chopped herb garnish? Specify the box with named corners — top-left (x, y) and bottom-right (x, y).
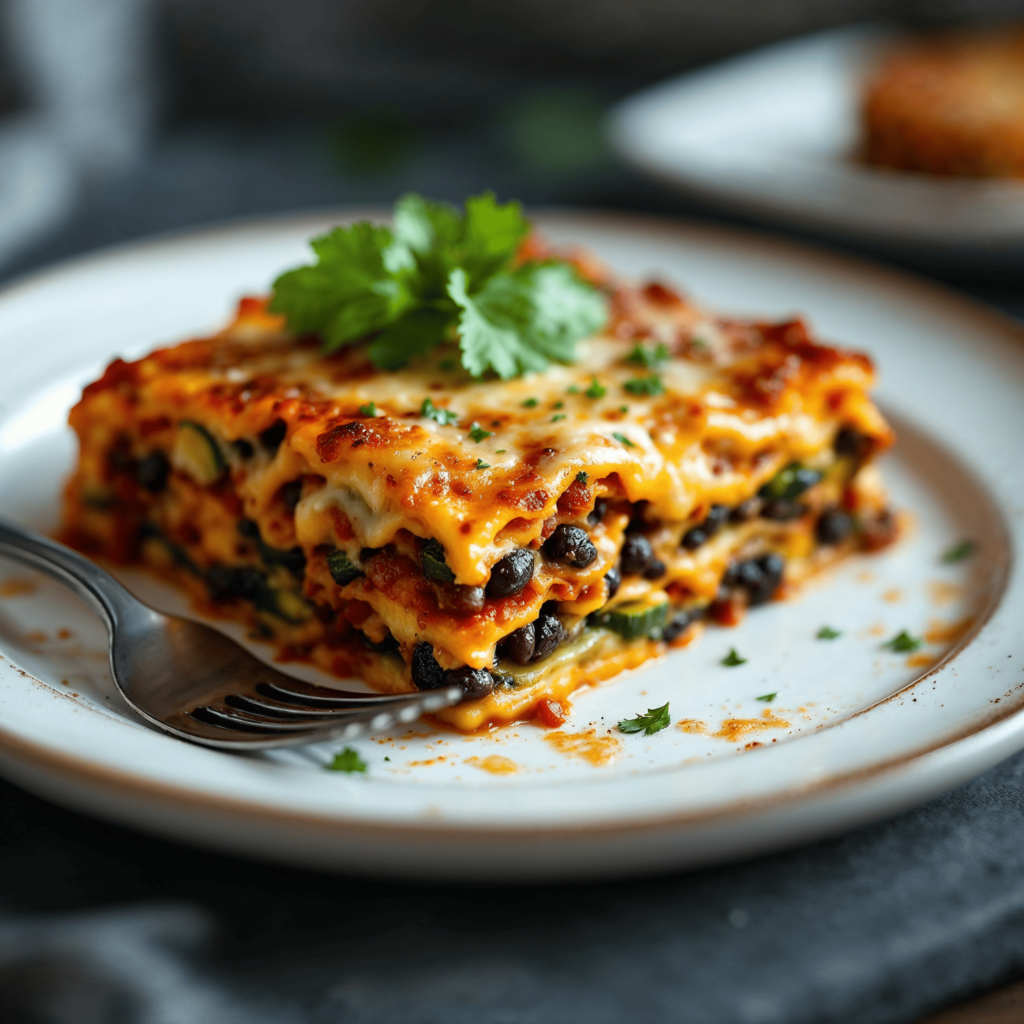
top-left (522, 397), bottom-right (539, 408)
top-left (623, 375), bottom-right (665, 397)
top-left (496, 449), bottom-right (506, 453)
top-left (618, 701), bottom-right (671, 736)
top-left (817, 625), bottom-right (842, 640)
top-left (585, 376), bottom-right (607, 399)
top-left (357, 401), bottom-right (377, 417)
top-left (384, 756), bottom-right (391, 762)
top-left (422, 539), bottom-right (455, 582)
top-left (475, 458), bottom-right (490, 469)
top-left (618, 405), bottom-right (629, 413)
top-left (612, 432), bottom-right (636, 447)
top-left (468, 422), bottom-right (493, 442)
top-left (722, 648), bottom-right (747, 667)
top-left (566, 385), bottom-right (580, 394)
top-left (759, 462), bottom-right (823, 501)
top-left (551, 414), bottom-right (566, 422)
top-left (756, 692), bottom-right (777, 702)
top-left (942, 539), bottom-right (976, 563)
top-left (420, 397), bottom-right (459, 425)
top-left (270, 192), bottom-right (608, 378)
top-left (576, 471), bottom-right (588, 484)
top-left (626, 342), bottom-right (670, 368)
top-left (553, 401), bottom-right (564, 409)
top-left (327, 747), bottom-right (368, 773)
top-left (884, 630), bottom-right (923, 653)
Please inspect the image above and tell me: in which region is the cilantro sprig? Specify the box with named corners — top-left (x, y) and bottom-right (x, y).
top-left (270, 192), bottom-right (608, 379)
top-left (618, 702), bottom-right (671, 736)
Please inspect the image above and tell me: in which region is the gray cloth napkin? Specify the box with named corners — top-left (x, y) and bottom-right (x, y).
top-left (3, 749), bottom-right (1024, 1024)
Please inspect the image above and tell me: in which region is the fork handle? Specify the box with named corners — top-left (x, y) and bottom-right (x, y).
top-left (0, 516), bottom-right (148, 631)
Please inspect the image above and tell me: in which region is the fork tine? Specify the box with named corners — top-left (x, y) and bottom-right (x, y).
top-left (253, 680), bottom-right (443, 708)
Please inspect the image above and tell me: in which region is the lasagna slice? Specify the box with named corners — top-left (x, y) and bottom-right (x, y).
top-left (63, 245), bottom-right (896, 732)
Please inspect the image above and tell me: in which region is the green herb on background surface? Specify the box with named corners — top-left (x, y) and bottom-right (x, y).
top-left (618, 702), bottom-right (671, 736)
top-left (469, 422), bottom-right (493, 442)
top-left (626, 342), bottom-right (670, 368)
top-left (623, 375), bottom-right (664, 397)
top-left (522, 397), bottom-right (539, 408)
top-left (612, 432), bottom-right (635, 447)
top-left (384, 756), bottom-right (391, 762)
top-left (475, 459), bottom-right (490, 469)
top-left (817, 626), bottom-right (842, 640)
top-left (722, 648), bottom-right (747, 667)
top-left (884, 630), bottom-right (923, 653)
top-left (357, 401), bottom-right (377, 417)
top-left (756, 692), bottom-right (777, 703)
top-left (420, 397), bottom-right (459, 425)
top-left (270, 192), bottom-right (607, 378)
top-left (327, 748), bottom-right (368, 773)
top-left (585, 376), bottom-right (606, 399)
top-left (942, 539), bottom-right (976, 563)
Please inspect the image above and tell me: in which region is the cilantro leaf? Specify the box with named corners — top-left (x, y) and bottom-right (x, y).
top-left (420, 397), bottom-right (459, 425)
top-left (884, 630), bottom-right (922, 653)
top-left (358, 401), bottom-right (377, 417)
top-left (942, 539), bottom-right (976, 563)
top-left (817, 625), bottom-right (841, 639)
top-left (475, 458), bottom-right (490, 469)
top-left (449, 264), bottom-right (606, 380)
top-left (522, 397), bottom-right (539, 408)
top-left (612, 432), bottom-right (635, 448)
top-left (756, 692), bottom-right (777, 702)
top-left (270, 222), bottom-right (417, 353)
top-left (576, 471), bottom-right (588, 484)
top-left (585, 376), bottom-right (606, 399)
top-left (623, 375), bottom-right (664, 397)
top-left (327, 747), bottom-right (368, 773)
top-left (368, 308), bottom-right (451, 371)
top-left (468, 422), bottom-right (493, 442)
top-left (626, 342), bottom-right (669, 368)
top-left (722, 648), bottom-right (747, 666)
top-left (551, 414), bottom-right (566, 422)
top-left (618, 702), bottom-right (671, 735)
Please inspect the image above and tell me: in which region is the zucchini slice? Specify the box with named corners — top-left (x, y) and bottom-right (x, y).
top-left (422, 539), bottom-right (455, 583)
top-left (326, 548), bottom-right (363, 586)
top-left (172, 421), bottom-right (225, 486)
top-left (590, 600), bottom-right (669, 641)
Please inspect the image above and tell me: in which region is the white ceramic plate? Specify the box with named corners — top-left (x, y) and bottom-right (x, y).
top-left (0, 210), bottom-right (1020, 880)
top-left (607, 26), bottom-right (1024, 262)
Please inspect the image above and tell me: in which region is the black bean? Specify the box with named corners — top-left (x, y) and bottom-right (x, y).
top-left (643, 558), bottom-right (667, 580)
top-left (587, 499), bottom-right (608, 526)
top-left (445, 666), bottom-right (496, 700)
top-left (411, 643), bottom-right (446, 690)
top-left (681, 526), bottom-right (708, 550)
top-left (731, 553), bottom-right (785, 606)
top-left (620, 534), bottom-right (654, 575)
top-left (206, 565), bottom-right (264, 603)
top-left (816, 508), bottom-right (854, 545)
top-left (730, 497), bottom-right (763, 523)
top-left (761, 498), bottom-right (805, 521)
top-left (543, 524), bottom-right (597, 568)
top-left (662, 609), bottom-right (694, 643)
top-left (232, 438), bottom-right (255, 459)
top-left (259, 419), bottom-right (287, 453)
top-left (486, 548), bottom-right (535, 598)
top-left (137, 452), bottom-right (170, 493)
top-left (704, 504), bottom-right (730, 533)
top-left (532, 612), bottom-right (568, 662)
top-left (237, 518), bottom-right (260, 540)
top-left (280, 480), bottom-right (303, 515)
top-left (498, 622), bottom-right (536, 665)
top-left (835, 427), bottom-right (865, 458)
top-left (604, 566), bottom-right (621, 600)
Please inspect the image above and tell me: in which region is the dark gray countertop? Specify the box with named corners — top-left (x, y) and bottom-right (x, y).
top-left (2, 123), bottom-right (1023, 1024)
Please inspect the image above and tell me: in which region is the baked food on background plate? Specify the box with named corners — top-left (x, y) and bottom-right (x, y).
top-left (862, 27), bottom-right (1024, 178)
top-left (62, 193), bottom-right (897, 732)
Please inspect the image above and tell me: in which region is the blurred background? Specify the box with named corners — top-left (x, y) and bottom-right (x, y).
top-left (1, 0), bottom-right (1022, 279)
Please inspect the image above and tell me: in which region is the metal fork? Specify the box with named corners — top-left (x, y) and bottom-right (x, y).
top-left (0, 518), bottom-right (461, 750)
